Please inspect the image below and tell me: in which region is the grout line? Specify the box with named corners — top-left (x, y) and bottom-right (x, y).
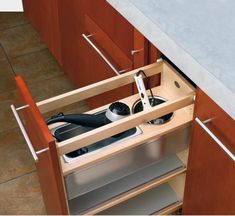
top-left (10, 47), bottom-right (49, 60)
top-left (0, 125), bottom-right (24, 137)
top-left (0, 170), bottom-right (36, 185)
top-left (0, 43), bottom-right (49, 76)
top-left (0, 126), bottom-right (17, 134)
top-left (25, 73), bottom-right (73, 86)
top-left (0, 22), bottom-right (29, 32)
top-left (0, 127), bottom-right (19, 138)
top-left (0, 43), bottom-right (17, 76)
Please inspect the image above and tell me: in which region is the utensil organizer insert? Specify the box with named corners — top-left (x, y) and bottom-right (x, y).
top-left (15, 60), bottom-right (195, 215)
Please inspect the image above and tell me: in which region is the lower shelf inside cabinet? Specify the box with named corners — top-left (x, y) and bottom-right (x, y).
top-left (68, 154), bottom-right (184, 214)
top-left (100, 183), bottom-right (180, 215)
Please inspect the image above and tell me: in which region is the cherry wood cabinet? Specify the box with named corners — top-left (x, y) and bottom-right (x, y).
top-left (22, 0), bottom-right (62, 65)
top-left (17, 3), bottom-right (235, 214)
top-left (57, 0), bottom-right (160, 108)
top-left (86, 0), bottom-right (134, 61)
top-left (23, 0), bottom-right (160, 108)
top-left (57, 0), bottom-right (137, 108)
top-left (183, 89), bottom-right (235, 214)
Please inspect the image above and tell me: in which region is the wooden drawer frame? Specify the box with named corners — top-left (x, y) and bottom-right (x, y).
top-left (13, 60), bottom-right (195, 214)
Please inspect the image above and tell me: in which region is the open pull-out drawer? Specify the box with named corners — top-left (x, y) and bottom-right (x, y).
top-left (12, 60), bottom-right (195, 215)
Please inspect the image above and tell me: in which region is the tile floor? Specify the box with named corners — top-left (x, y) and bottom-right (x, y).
top-left (0, 12), bottom-right (89, 214)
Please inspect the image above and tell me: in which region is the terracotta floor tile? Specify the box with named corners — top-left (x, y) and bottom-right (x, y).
top-left (0, 128), bottom-right (36, 183)
top-left (0, 58), bottom-right (16, 94)
top-left (0, 90), bottom-right (18, 133)
top-left (0, 172), bottom-right (46, 215)
top-left (0, 12), bottom-right (28, 30)
top-left (10, 49), bottom-right (63, 84)
top-left (0, 24), bottom-right (46, 59)
top-left (0, 45), bottom-right (6, 60)
top-left (27, 74), bottom-right (77, 102)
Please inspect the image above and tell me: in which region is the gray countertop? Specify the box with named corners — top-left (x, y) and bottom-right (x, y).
top-left (107, 0), bottom-right (235, 119)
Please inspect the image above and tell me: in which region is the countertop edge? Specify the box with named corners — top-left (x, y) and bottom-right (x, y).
top-left (107, 0), bottom-right (235, 120)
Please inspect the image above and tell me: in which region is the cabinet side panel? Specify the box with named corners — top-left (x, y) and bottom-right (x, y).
top-left (22, 0), bottom-right (62, 65)
top-left (183, 88), bottom-right (235, 214)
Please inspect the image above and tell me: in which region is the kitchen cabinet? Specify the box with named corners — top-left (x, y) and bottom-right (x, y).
top-left (58, 0), bottom-right (159, 108)
top-left (81, 13), bottom-right (134, 108)
top-left (86, 0), bottom-right (134, 61)
top-left (57, 0), bottom-right (134, 108)
top-left (183, 89), bottom-right (235, 214)
top-left (21, 1), bottom-right (235, 213)
top-left (12, 60), bottom-right (195, 214)
top-left (23, 0), bottom-right (159, 108)
top-left (22, 0), bottom-right (62, 65)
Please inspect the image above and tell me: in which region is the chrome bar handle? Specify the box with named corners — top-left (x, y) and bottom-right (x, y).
top-left (131, 48), bottom-right (143, 55)
top-left (82, 33), bottom-right (128, 76)
top-left (195, 117), bottom-right (235, 161)
top-left (11, 104), bottom-right (49, 162)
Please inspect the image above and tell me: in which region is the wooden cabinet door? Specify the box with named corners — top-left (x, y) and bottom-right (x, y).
top-left (58, 0), bottom-right (161, 108)
top-left (83, 14), bottom-right (133, 108)
top-left (15, 76), bottom-right (68, 214)
top-left (58, 0), bottom-right (133, 85)
top-left (22, 0), bottom-right (62, 65)
top-left (87, 0), bottom-right (134, 60)
top-left (58, 0), bottom-right (134, 108)
top-left (183, 89), bottom-right (235, 214)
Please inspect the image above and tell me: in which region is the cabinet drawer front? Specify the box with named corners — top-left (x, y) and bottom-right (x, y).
top-left (195, 89), bottom-right (235, 151)
top-left (15, 76), bottom-right (53, 152)
top-left (85, 14), bottom-right (133, 74)
top-left (86, 0), bottom-right (134, 59)
top-left (14, 76), bottom-right (68, 214)
top-left (82, 15), bottom-right (134, 108)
